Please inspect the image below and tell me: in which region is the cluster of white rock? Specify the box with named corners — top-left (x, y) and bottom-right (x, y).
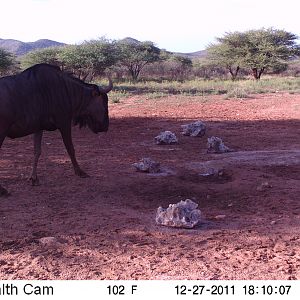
top-left (207, 136), bottom-right (232, 154)
top-left (132, 121), bottom-right (234, 229)
top-left (153, 122), bottom-right (232, 154)
top-left (155, 199), bottom-right (202, 229)
top-left (132, 157), bottom-right (160, 173)
top-left (154, 130), bottom-right (178, 145)
top-left (181, 121), bottom-right (206, 137)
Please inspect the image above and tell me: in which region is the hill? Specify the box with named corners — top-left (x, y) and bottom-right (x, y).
top-left (0, 36), bottom-right (206, 59)
top-left (174, 50), bottom-right (207, 59)
top-left (0, 38), bottom-right (65, 56)
top-left (120, 37), bottom-right (142, 45)
top-left (120, 37), bottom-right (207, 59)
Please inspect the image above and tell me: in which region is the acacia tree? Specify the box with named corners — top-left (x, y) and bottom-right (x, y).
top-left (206, 32), bottom-right (246, 80)
top-left (207, 28), bottom-right (300, 80)
top-left (166, 55), bottom-right (193, 81)
top-left (21, 39), bottom-right (119, 81)
top-left (21, 47), bottom-right (63, 69)
top-left (117, 40), bottom-right (161, 81)
top-left (0, 48), bottom-right (17, 76)
top-left (242, 28), bottom-right (300, 79)
top-left (58, 39), bottom-right (119, 80)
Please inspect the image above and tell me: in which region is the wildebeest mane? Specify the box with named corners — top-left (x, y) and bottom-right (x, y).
top-left (22, 64), bottom-right (96, 90)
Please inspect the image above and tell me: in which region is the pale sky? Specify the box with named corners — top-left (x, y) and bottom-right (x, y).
top-left (1, 0), bottom-right (300, 53)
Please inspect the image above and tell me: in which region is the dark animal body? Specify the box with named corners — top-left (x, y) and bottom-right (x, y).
top-left (0, 63), bottom-right (112, 196)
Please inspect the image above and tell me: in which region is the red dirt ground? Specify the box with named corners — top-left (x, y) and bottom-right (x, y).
top-left (0, 92), bottom-right (300, 280)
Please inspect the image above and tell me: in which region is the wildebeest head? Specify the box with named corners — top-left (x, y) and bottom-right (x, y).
top-left (74, 79), bottom-right (112, 133)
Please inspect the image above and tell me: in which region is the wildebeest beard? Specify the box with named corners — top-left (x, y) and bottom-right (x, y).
top-left (73, 114), bottom-right (99, 132)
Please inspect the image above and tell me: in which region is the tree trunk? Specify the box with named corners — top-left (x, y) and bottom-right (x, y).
top-left (252, 68), bottom-right (259, 80)
top-left (229, 66), bottom-right (240, 81)
top-left (129, 65), bottom-right (141, 81)
top-left (252, 67), bottom-right (265, 80)
top-left (257, 67), bottom-right (265, 79)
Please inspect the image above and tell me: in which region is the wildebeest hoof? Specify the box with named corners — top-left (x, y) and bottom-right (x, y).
top-left (76, 170), bottom-right (90, 178)
top-left (0, 186), bottom-right (10, 197)
top-left (29, 176), bottom-right (40, 186)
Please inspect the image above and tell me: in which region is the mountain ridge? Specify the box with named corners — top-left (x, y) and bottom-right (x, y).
top-left (0, 37), bottom-right (206, 59)
top-left (0, 38), bottom-right (65, 56)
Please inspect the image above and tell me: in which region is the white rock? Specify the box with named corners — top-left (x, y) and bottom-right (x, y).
top-left (155, 199), bottom-right (202, 228)
top-left (181, 121), bottom-right (206, 137)
top-left (207, 136), bottom-right (232, 154)
top-left (155, 131), bottom-right (178, 145)
top-left (257, 181), bottom-right (272, 191)
top-left (39, 237), bottom-right (59, 246)
top-left (199, 167), bottom-right (224, 177)
top-left (132, 158), bottom-right (160, 173)
top-left (214, 214), bottom-right (226, 220)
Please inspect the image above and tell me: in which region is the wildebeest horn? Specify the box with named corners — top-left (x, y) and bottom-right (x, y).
top-left (98, 77), bottom-right (113, 93)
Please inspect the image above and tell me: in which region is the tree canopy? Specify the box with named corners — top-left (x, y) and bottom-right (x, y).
top-left (0, 48), bottom-right (17, 76)
top-left (206, 28), bottom-right (300, 79)
top-left (21, 47), bottom-right (62, 69)
top-left (116, 41), bottom-right (161, 81)
top-left (59, 39), bottom-right (119, 80)
top-left (21, 39), bottom-right (162, 81)
top-left (21, 39), bottom-right (119, 81)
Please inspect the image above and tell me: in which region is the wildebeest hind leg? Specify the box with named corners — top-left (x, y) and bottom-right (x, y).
top-left (0, 133), bottom-right (9, 196)
top-left (59, 127), bottom-right (89, 178)
top-left (29, 131), bottom-right (43, 186)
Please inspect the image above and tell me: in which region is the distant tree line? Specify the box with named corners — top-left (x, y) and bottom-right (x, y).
top-left (0, 28), bottom-right (300, 81)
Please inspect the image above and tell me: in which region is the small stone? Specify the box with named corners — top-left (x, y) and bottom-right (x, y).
top-left (257, 181), bottom-right (272, 191)
top-left (214, 214), bottom-right (226, 220)
top-left (39, 237), bottom-right (59, 246)
top-left (181, 121), bottom-right (206, 137)
top-left (132, 158), bottom-right (160, 173)
top-left (270, 220), bottom-right (276, 225)
top-left (155, 131), bottom-right (178, 145)
top-left (207, 136), bottom-right (232, 154)
top-left (199, 167), bottom-right (226, 179)
top-left (155, 199), bottom-right (202, 228)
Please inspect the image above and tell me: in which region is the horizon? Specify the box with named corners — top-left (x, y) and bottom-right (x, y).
top-left (1, 0), bottom-right (300, 53)
top-left (0, 36), bottom-right (209, 54)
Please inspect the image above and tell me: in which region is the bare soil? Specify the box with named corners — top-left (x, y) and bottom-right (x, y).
top-left (0, 92), bottom-right (300, 280)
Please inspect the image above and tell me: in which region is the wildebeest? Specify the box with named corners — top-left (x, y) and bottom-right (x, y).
top-left (0, 63), bottom-right (112, 196)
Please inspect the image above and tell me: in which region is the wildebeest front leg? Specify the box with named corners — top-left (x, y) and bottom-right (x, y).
top-left (59, 127), bottom-right (89, 178)
top-left (0, 133), bottom-right (9, 196)
top-left (29, 131), bottom-right (43, 186)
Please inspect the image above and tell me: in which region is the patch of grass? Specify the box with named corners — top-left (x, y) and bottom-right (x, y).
top-left (145, 92), bottom-right (167, 100)
top-left (109, 90), bottom-right (128, 103)
top-left (102, 76), bottom-right (300, 102)
top-left (224, 87), bottom-right (250, 99)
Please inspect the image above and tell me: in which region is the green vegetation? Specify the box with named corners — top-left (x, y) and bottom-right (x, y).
top-left (0, 48), bottom-right (18, 75)
top-left (108, 77), bottom-right (300, 102)
top-left (21, 47), bottom-right (62, 68)
top-left (1, 28), bottom-right (300, 101)
top-left (58, 39), bottom-right (119, 80)
top-left (207, 28), bottom-right (300, 80)
top-left (115, 40), bottom-right (161, 81)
